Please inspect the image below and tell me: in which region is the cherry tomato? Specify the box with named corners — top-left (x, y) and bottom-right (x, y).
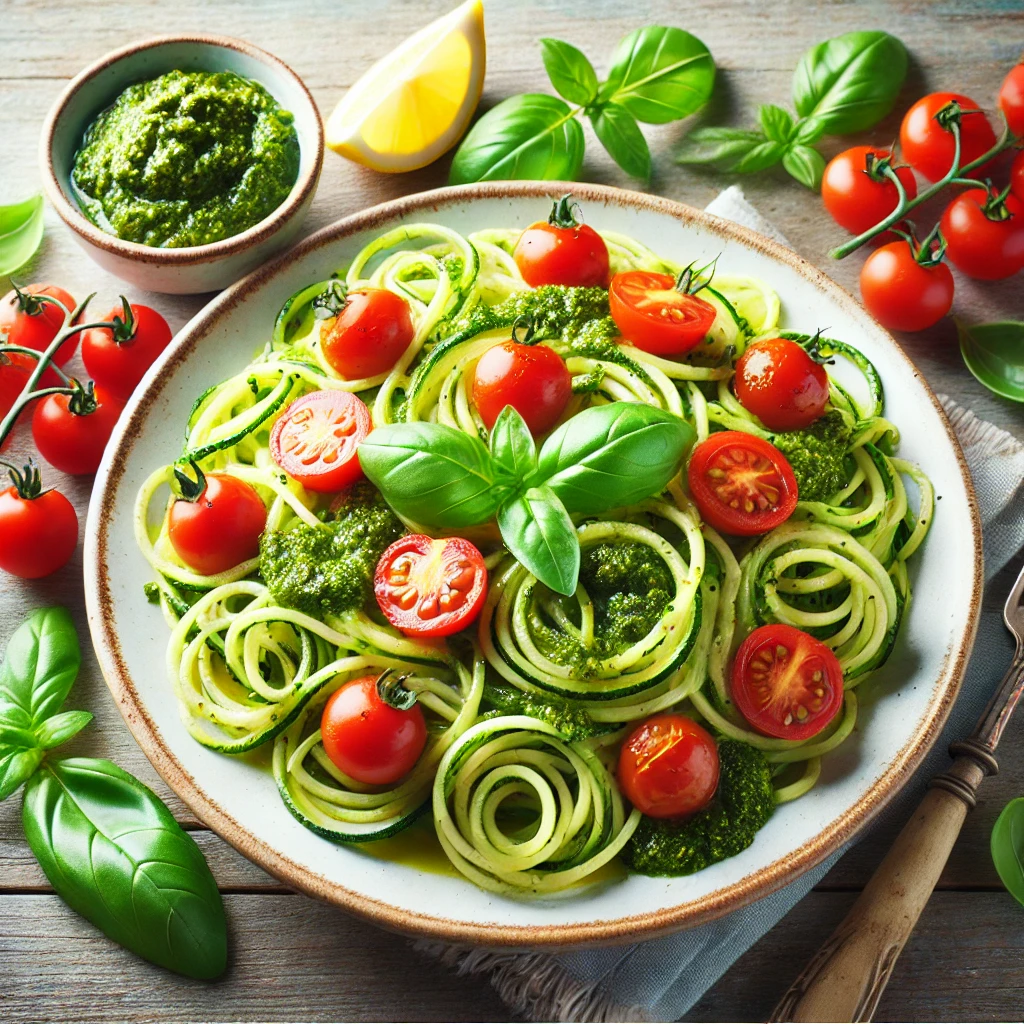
top-left (168, 471), bottom-right (267, 576)
top-left (271, 390), bottom-right (371, 494)
top-left (321, 288), bottom-right (415, 380)
top-left (998, 62), bottom-right (1024, 138)
top-left (320, 673), bottom-right (427, 786)
top-left (375, 534), bottom-right (488, 638)
top-left (513, 197), bottom-right (609, 288)
top-left (471, 341), bottom-right (571, 435)
top-left (734, 337), bottom-right (829, 432)
top-left (859, 241), bottom-right (955, 332)
top-left (0, 284), bottom-right (78, 366)
top-left (1012, 150), bottom-right (1024, 203)
top-left (731, 623), bottom-right (844, 741)
top-left (687, 431), bottom-right (798, 536)
top-left (0, 359), bottom-right (31, 449)
top-left (617, 713), bottom-right (719, 819)
top-left (820, 146), bottom-right (918, 236)
top-left (81, 303), bottom-right (173, 404)
top-left (608, 270), bottom-right (717, 355)
top-left (939, 187), bottom-right (1024, 281)
top-left (0, 485), bottom-right (78, 578)
top-left (899, 92), bottom-right (996, 182)
top-left (31, 385), bottom-right (124, 475)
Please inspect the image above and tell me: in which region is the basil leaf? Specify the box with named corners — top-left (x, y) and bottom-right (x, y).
top-left (0, 194), bottom-right (45, 277)
top-left (793, 117), bottom-right (827, 144)
top-left (497, 486), bottom-right (580, 596)
top-left (992, 797), bottom-right (1024, 907)
top-left (590, 104), bottom-right (652, 179)
top-left (359, 421), bottom-right (514, 527)
top-left (759, 104), bottom-right (795, 144)
top-left (535, 402), bottom-right (695, 513)
top-left (540, 38), bottom-right (599, 107)
top-left (783, 144), bottom-right (827, 190)
top-left (733, 140), bottom-right (787, 173)
top-left (35, 709), bottom-right (93, 749)
top-left (792, 31), bottom-right (908, 135)
top-left (489, 406), bottom-right (538, 480)
top-left (599, 26), bottom-right (715, 124)
top-left (957, 320), bottom-right (1024, 402)
top-left (449, 94), bottom-right (585, 184)
top-left (0, 606), bottom-right (81, 800)
top-left (23, 757), bottom-right (227, 979)
top-left (676, 127), bottom-right (782, 172)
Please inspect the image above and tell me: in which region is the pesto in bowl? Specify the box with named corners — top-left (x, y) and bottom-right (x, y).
top-left (71, 69), bottom-right (300, 248)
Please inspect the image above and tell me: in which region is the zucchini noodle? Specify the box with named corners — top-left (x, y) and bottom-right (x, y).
top-left (137, 214), bottom-right (933, 891)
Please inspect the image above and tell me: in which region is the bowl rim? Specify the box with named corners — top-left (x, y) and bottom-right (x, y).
top-left (38, 33), bottom-right (325, 266)
top-left (84, 180), bottom-right (983, 947)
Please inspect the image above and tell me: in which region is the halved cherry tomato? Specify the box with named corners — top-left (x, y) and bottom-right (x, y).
top-left (899, 92), bottom-right (996, 182)
top-left (0, 484), bottom-right (78, 579)
top-left (270, 390), bottom-right (371, 493)
top-left (471, 340), bottom-right (571, 434)
top-left (820, 146), bottom-right (918, 236)
top-left (998, 62), bottom-right (1024, 138)
top-left (81, 303), bottom-right (173, 404)
top-left (731, 623), bottom-right (844, 741)
top-left (608, 270), bottom-right (717, 356)
top-left (687, 431), bottom-right (798, 536)
top-left (513, 196), bottom-right (609, 288)
top-left (375, 534), bottom-right (487, 637)
top-left (320, 673), bottom-right (427, 786)
top-left (617, 713), bottom-right (719, 819)
top-left (168, 470), bottom-right (267, 576)
top-left (939, 187), bottom-right (1024, 281)
top-left (321, 288), bottom-right (415, 380)
top-left (0, 284), bottom-right (78, 367)
top-left (734, 337), bottom-right (830, 432)
top-left (32, 384), bottom-right (124, 475)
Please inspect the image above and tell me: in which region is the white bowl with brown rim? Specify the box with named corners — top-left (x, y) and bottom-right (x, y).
top-left (40, 34), bottom-right (324, 295)
top-left (84, 182), bottom-right (982, 946)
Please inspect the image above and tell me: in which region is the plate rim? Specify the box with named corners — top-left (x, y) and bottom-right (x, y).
top-left (84, 180), bottom-right (983, 947)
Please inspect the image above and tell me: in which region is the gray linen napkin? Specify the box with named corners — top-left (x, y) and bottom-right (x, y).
top-left (415, 189), bottom-right (1024, 1022)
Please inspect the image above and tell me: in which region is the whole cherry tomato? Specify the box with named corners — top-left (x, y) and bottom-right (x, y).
top-left (940, 187), bottom-right (1024, 281)
top-left (0, 472), bottom-right (78, 579)
top-left (375, 534), bottom-right (488, 637)
top-left (734, 337), bottom-right (830, 432)
top-left (731, 623), bottom-right (844, 741)
top-left (0, 284), bottom-right (78, 367)
top-left (859, 239), bottom-right (955, 332)
top-left (608, 270), bottom-right (717, 355)
top-left (0, 359), bottom-right (31, 448)
top-left (320, 672), bottom-right (427, 785)
top-left (899, 92), bottom-right (996, 182)
top-left (31, 384), bottom-right (124, 476)
top-left (321, 287), bottom-right (415, 380)
top-left (168, 467), bottom-right (267, 576)
top-left (998, 62), bottom-right (1024, 138)
top-left (1012, 150), bottom-right (1024, 203)
top-left (687, 431), bottom-right (798, 536)
top-left (821, 146), bottom-right (918, 236)
top-left (471, 339), bottom-right (571, 434)
top-left (617, 713), bottom-right (720, 819)
top-left (513, 195), bottom-right (609, 288)
top-left (81, 302), bottom-right (172, 404)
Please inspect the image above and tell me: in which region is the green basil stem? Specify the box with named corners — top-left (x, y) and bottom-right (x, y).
top-left (830, 115), bottom-right (1017, 259)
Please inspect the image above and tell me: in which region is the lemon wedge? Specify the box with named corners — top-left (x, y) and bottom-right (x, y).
top-left (326, 0), bottom-right (486, 173)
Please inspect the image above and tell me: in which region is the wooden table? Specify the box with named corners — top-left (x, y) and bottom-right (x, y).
top-left (3, 1), bottom-right (1023, 1020)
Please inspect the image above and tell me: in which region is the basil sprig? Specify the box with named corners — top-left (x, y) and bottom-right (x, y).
top-left (359, 402), bottom-right (695, 595)
top-left (0, 608), bottom-right (227, 979)
top-left (450, 26), bottom-right (714, 184)
top-left (677, 31), bottom-right (907, 190)
top-left (956, 320), bottom-right (1024, 403)
top-left (992, 797), bottom-right (1024, 907)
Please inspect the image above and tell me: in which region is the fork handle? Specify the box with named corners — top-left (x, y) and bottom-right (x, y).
top-left (769, 744), bottom-right (997, 1023)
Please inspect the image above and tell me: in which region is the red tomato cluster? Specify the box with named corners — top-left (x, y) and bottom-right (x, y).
top-left (0, 284), bottom-right (172, 579)
top-left (822, 64), bottom-right (1024, 334)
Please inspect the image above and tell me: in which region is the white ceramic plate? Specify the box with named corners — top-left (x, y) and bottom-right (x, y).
top-left (85, 183), bottom-right (981, 946)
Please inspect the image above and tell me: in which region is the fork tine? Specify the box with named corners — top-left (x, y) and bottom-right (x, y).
top-left (1003, 559), bottom-right (1024, 640)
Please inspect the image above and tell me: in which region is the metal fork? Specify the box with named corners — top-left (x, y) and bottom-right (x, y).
top-left (770, 558), bottom-right (1024, 1023)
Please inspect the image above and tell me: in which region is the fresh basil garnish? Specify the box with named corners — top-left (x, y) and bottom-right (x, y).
top-left (489, 405), bottom-right (539, 480)
top-left (956, 320), bottom-right (1024, 403)
top-left (497, 486), bottom-right (580, 596)
top-left (782, 144), bottom-right (827, 191)
top-left (540, 37), bottom-right (599, 107)
top-left (992, 797), bottom-right (1024, 907)
top-left (23, 758), bottom-right (227, 979)
top-left (589, 105), bottom-right (652, 180)
top-left (0, 194), bottom-right (45, 277)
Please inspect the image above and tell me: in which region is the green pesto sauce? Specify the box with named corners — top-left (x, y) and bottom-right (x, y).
top-left (71, 70), bottom-right (300, 248)
top-left (771, 410), bottom-right (851, 503)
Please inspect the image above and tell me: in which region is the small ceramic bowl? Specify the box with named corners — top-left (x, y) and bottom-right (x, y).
top-left (39, 34), bottom-right (324, 295)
